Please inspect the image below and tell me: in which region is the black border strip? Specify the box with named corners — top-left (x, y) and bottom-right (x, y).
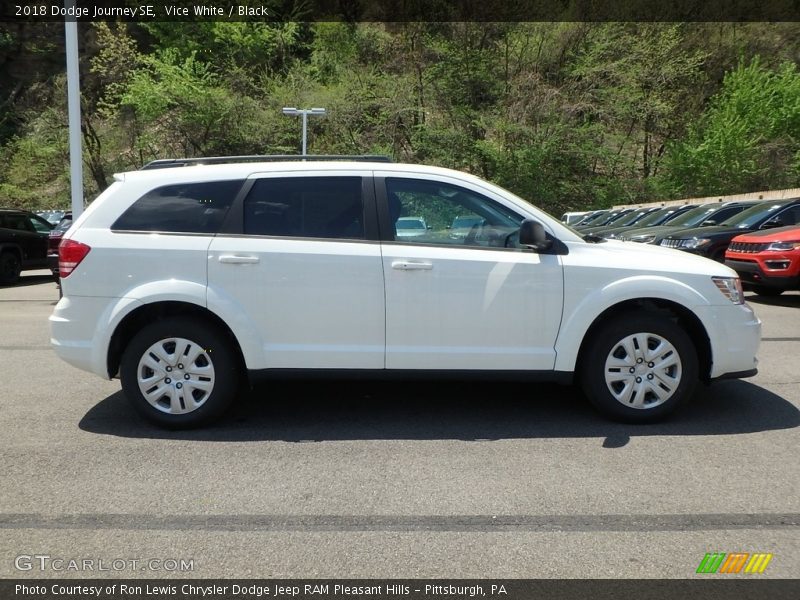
top-left (2, 579), bottom-right (799, 600)
top-left (4, 0), bottom-right (800, 23)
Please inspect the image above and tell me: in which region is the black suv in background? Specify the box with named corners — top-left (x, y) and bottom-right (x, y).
top-left (0, 208), bottom-right (54, 284)
top-left (659, 199), bottom-right (800, 261)
top-left (618, 201), bottom-right (754, 245)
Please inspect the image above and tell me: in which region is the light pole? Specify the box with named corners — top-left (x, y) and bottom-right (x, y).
top-left (64, 0), bottom-right (83, 218)
top-left (282, 107), bottom-right (326, 156)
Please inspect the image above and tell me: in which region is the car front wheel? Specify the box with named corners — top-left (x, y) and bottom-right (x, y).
top-left (580, 312), bottom-right (698, 423)
top-left (120, 317), bottom-right (239, 428)
top-left (750, 285), bottom-right (783, 297)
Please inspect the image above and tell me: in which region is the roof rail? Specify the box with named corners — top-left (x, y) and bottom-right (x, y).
top-left (140, 155), bottom-right (393, 170)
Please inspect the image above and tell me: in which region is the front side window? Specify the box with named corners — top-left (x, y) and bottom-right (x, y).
top-left (770, 205), bottom-right (800, 227)
top-left (243, 177), bottom-right (364, 240)
top-left (112, 180), bottom-right (243, 233)
top-left (385, 178), bottom-right (523, 248)
top-left (3, 214), bottom-right (34, 232)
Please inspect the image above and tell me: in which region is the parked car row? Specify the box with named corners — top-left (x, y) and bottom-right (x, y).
top-left (562, 198), bottom-right (800, 295)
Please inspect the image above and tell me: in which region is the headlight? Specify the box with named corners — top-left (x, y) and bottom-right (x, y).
top-left (712, 276), bottom-right (744, 305)
top-left (683, 237), bottom-right (711, 249)
top-left (766, 240), bottom-right (800, 251)
top-left (631, 234), bottom-right (656, 244)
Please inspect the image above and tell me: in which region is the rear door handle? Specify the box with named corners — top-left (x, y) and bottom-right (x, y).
top-left (391, 260), bottom-right (433, 271)
top-left (218, 254), bottom-right (260, 264)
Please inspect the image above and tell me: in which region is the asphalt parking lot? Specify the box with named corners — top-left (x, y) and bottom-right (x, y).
top-left (1, 271), bottom-right (798, 579)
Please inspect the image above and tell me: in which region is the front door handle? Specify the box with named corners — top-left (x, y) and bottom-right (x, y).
top-left (218, 254), bottom-right (260, 264)
top-left (391, 260), bottom-right (433, 271)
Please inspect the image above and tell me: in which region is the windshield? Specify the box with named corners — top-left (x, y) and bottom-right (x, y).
top-left (720, 202), bottom-right (785, 228)
top-left (630, 207), bottom-right (675, 227)
top-left (578, 211), bottom-right (610, 226)
top-left (452, 216), bottom-right (482, 228)
top-left (397, 219), bottom-right (424, 229)
top-left (619, 208), bottom-right (658, 226)
top-left (601, 210), bottom-right (635, 226)
top-left (662, 205), bottom-right (716, 227)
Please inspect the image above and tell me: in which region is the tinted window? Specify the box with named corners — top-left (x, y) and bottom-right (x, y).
top-left (243, 177), bottom-right (364, 240)
top-left (112, 180), bottom-right (243, 233)
top-left (2, 214), bottom-right (34, 232)
top-left (634, 207), bottom-right (687, 227)
top-left (720, 201), bottom-right (786, 228)
top-left (770, 205), bottom-right (800, 226)
top-left (661, 205), bottom-right (713, 227)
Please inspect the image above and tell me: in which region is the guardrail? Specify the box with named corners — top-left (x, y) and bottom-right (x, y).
top-left (612, 187), bottom-right (800, 209)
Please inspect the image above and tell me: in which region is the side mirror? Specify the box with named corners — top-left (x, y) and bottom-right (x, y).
top-left (427, 225), bottom-right (432, 230)
top-left (519, 219), bottom-right (553, 252)
top-left (700, 219), bottom-right (717, 226)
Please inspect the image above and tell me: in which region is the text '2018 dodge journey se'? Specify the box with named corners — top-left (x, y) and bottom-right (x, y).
top-left (50, 157), bottom-right (761, 428)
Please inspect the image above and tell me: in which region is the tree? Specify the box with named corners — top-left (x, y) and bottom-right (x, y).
top-left (661, 57), bottom-right (800, 196)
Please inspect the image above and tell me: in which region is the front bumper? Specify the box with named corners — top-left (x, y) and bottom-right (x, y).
top-left (693, 302), bottom-right (761, 380)
top-left (725, 258), bottom-right (799, 290)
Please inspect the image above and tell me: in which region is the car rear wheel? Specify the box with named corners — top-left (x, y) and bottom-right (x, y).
top-left (580, 312), bottom-right (698, 423)
top-left (120, 317), bottom-right (239, 428)
top-left (0, 252), bottom-right (21, 285)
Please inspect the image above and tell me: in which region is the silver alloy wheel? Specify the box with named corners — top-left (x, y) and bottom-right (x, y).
top-left (603, 332), bottom-right (682, 410)
top-left (136, 337), bottom-right (215, 414)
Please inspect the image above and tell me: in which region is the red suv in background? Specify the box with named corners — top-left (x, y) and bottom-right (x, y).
top-left (725, 225), bottom-right (800, 296)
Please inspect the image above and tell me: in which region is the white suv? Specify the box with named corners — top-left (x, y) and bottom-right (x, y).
top-left (50, 158), bottom-right (761, 428)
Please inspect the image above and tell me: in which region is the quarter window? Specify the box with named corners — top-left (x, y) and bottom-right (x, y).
top-left (243, 177), bottom-right (364, 240)
top-left (112, 180), bottom-right (243, 233)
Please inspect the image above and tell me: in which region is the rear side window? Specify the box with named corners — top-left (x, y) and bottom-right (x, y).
top-left (2, 214), bottom-right (34, 232)
top-left (112, 180), bottom-right (243, 233)
top-left (244, 177), bottom-right (364, 240)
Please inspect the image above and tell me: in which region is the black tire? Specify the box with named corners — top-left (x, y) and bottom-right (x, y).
top-left (0, 252), bottom-right (21, 286)
top-left (120, 316), bottom-right (239, 429)
top-left (751, 286), bottom-right (783, 297)
top-left (579, 312), bottom-right (698, 423)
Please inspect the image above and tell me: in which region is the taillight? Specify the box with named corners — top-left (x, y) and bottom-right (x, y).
top-left (59, 239), bottom-right (91, 278)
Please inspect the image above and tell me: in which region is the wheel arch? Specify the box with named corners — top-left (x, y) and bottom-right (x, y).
top-left (107, 301), bottom-right (247, 381)
top-left (574, 298), bottom-right (712, 384)
top-left (0, 243), bottom-right (22, 260)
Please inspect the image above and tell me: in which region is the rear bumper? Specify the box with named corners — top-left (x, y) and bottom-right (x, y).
top-left (50, 294), bottom-right (142, 379)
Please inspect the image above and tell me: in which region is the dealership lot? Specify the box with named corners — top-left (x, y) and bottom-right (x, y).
top-left (1, 271), bottom-right (798, 578)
